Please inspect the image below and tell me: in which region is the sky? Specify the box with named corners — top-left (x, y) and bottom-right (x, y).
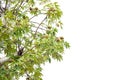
top-left (42, 0), bottom-right (120, 80)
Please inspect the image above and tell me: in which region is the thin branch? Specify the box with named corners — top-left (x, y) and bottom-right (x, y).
top-left (23, 16), bottom-right (47, 54)
top-left (0, 7), bottom-right (4, 13)
top-left (12, 0), bottom-right (21, 12)
top-left (0, 51), bottom-right (23, 66)
top-left (0, 1), bottom-right (4, 13)
top-left (11, 0), bottom-right (25, 15)
top-left (26, 71), bottom-right (31, 80)
top-left (0, 56), bottom-right (14, 66)
top-left (30, 21), bottom-right (47, 30)
top-left (30, 21), bottom-right (40, 25)
top-left (0, 57), bottom-right (9, 64)
top-left (5, 0), bottom-right (8, 10)
top-left (29, 13), bottom-right (47, 21)
top-left (29, 14), bottom-right (39, 20)
top-left (34, 16), bottom-right (47, 38)
top-left (16, 0), bottom-right (25, 11)
top-left (32, 27), bottom-right (46, 31)
top-left (23, 44), bottom-right (36, 55)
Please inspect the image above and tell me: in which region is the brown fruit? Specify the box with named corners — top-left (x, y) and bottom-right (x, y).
top-left (29, 7), bottom-right (32, 11)
top-left (56, 37), bottom-right (60, 42)
top-left (35, 7), bottom-right (38, 10)
top-left (56, 23), bottom-right (59, 27)
top-left (47, 26), bottom-right (52, 29)
top-left (60, 36), bottom-right (64, 40)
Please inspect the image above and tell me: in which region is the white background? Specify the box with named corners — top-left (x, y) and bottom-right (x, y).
top-left (42, 0), bottom-right (120, 80)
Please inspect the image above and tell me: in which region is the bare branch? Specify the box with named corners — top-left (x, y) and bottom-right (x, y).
top-left (29, 13), bottom-right (47, 21)
top-left (12, 0), bottom-right (21, 11)
top-left (5, 0), bottom-right (8, 10)
top-left (0, 57), bottom-right (9, 64)
top-left (0, 52), bottom-right (23, 66)
top-left (29, 14), bottom-right (39, 20)
top-left (30, 21), bottom-right (47, 30)
top-left (16, 0), bottom-right (25, 10)
top-left (0, 1), bottom-right (4, 13)
top-left (34, 16), bottom-right (47, 37)
top-left (23, 16), bottom-right (47, 54)
top-left (0, 56), bottom-right (13, 67)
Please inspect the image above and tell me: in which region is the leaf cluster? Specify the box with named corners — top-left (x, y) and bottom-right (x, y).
top-left (0, 0), bottom-right (70, 80)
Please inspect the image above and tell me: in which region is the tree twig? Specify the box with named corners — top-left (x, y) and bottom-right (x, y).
top-left (0, 1), bottom-right (4, 13)
top-left (29, 14), bottom-right (39, 20)
top-left (16, 0), bottom-right (25, 11)
top-left (5, 0), bottom-right (8, 10)
top-left (23, 17), bottom-right (47, 54)
top-left (34, 16), bottom-right (47, 38)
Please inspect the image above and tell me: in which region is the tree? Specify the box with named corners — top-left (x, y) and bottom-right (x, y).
top-left (0, 0), bottom-right (70, 80)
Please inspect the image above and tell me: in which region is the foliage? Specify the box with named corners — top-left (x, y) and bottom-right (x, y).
top-left (0, 0), bottom-right (70, 80)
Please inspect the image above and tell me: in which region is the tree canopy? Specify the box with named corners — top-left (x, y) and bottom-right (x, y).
top-left (0, 0), bottom-right (70, 80)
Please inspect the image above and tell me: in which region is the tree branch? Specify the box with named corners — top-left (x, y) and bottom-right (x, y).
top-left (23, 16), bottom-right (47, 54)
top-left (16, 0), bottom-right (25, 11)
top-left (0, 52), bottom-right (23, 66)
top-left (29, 14), bottom-right (39, 20)
top-left (0, 1), bottom-right (4, 13)
top-left (12, 0), bottom-right (21, 11)
top-left (5, 0), bottom-right (8, 10)
top-left (0, 56), bottom-right (10, 66)
top-left (34, 16), bottom-right (47, 37)
top-left (29, 13), bottom-right (47, 21)
top-left (30, 21), bottom-right (47, 30)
